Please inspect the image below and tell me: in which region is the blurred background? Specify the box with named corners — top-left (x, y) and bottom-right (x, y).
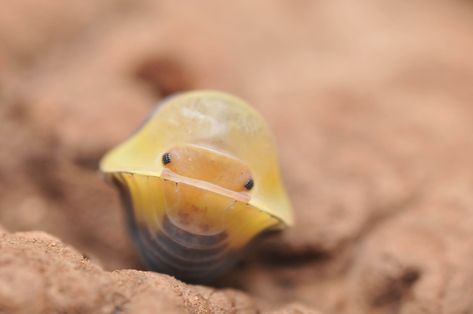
top-left (1, 0), bottom-right (473, 313)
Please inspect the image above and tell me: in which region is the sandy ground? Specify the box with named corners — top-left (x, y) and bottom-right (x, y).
top-left (1, 0), bottom-right (473, 313)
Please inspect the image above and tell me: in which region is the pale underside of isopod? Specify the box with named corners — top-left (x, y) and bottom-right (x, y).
top-left (112, 172), bottom-right (278, 282)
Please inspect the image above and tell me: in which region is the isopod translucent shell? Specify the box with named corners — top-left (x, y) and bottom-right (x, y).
top-left (100, 90), bottom-right (293, 282)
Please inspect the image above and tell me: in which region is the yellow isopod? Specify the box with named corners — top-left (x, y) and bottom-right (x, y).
top-left (100, 90), bottom-right (293, 282)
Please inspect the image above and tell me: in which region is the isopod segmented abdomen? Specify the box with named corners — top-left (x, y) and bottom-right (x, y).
top-left (113, 172), bottom-right (277, 282)
top-left (130, 215), bottom-right (236, 282)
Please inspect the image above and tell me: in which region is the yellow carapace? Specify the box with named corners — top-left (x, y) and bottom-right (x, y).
top-left (100, 90), bottom-right (293, 282)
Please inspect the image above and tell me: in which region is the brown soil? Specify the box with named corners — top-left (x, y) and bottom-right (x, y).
top-left (1, 0), bottom-right (473, 313)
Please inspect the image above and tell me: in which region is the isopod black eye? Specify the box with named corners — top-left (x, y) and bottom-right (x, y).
top-left (244, 178), bottom-right (254, 190)
top-left (162, 152), bottom-right (172, 165)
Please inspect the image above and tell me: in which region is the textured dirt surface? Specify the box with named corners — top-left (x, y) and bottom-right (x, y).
top-left (1, 0), bottom-right (473, 313)
top-left (0, 229), bottom-right (291, 313)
